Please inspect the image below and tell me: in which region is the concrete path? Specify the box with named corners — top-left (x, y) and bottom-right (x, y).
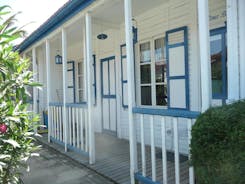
top-left (22, 145), bottom-right (114, 184)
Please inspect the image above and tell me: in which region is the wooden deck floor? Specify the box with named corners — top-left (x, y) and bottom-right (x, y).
top-left (38, 133), bottom-right (189, 184)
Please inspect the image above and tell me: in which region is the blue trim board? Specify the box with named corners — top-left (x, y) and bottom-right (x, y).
top-left (135, 173), bottom-right (161, 184)
top-left (65, 103), bottom-right (87, 108)
top-left (16, 0), bottom-right (95, 53)
top-left (49, 102), bottom-right (63, 107)
top-left (166, 26), bottom-right (190, 110)
top-left (50, 136), bottom-right (89, 157)
top-left (132, 107), bottom-right (200, 119)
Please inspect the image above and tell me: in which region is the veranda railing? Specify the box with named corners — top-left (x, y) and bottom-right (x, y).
top-left (49, 102), bottom-right (89, 156)
top-left (132, 108), bottom-right (200, 184)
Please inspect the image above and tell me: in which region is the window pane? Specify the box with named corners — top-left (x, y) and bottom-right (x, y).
top-left (156, 85), bottom-right (167, 106)
top-left (140, 42), bottom-right (151, 63)
top-left (141, 86), bottom-right (152, 105)
top-left (155, 61), bottom-right (166, 83)
top-left (155, 38), bottom-right (165, 62)
top-left (210, 34), bottom-right (222, 95)
top-left (140, 64), bottom-right (151, 84)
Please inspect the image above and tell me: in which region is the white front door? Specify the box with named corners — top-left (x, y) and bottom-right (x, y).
top-left (101, 56), bottom-right (117, 134)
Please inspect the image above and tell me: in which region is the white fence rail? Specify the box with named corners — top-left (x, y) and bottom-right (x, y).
top-left (133, 108), bottom-right (199, 184)
top-left (49, 102), bottom-right (89, 156)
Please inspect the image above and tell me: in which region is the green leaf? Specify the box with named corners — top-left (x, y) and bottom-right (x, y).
top-left (3, 139), bottom-right (20, 148)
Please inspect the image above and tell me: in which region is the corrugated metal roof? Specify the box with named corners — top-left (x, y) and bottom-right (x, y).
top-left (16, 0), bottom-right (95, 53)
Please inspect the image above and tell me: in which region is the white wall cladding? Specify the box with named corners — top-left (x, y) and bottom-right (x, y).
top-left (49, 45), bottom-right (63, 103)
top-left (209, 0), bottom-right (226, 29)
top-left (36, 45), bottom-right (47, 118)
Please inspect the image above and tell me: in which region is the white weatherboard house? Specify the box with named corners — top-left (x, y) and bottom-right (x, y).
top-left (17, 0), bottom-right (245, 184)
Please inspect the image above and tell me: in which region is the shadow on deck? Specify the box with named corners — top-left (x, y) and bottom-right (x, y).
top-left (37, 133), bottom-right (189, 184)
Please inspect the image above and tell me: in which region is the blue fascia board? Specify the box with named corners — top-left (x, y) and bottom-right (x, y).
top-left (16, 0), bottom-right (95, 53)
top-left (132, 107), bottom-right (200, 119)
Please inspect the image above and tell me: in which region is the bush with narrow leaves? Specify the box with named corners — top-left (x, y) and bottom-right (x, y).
top-left (0, 6), bottom-right (40, 184)
top-left (190, 101), bottom-right (245, 184)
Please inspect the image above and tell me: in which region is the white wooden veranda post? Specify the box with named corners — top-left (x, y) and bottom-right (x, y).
top-left (62, 28), bottom-right (68, 152)
top-left (85, 13), bottom-right (95, 164)
top-left (227, 0), bottom-right (239, 102)
top-left (32, 48), bottom-right (38, 133)
top-left (239, 0), bottom-right (245, 98)
top-left (32, 48), bottom-right (38, 115)
top-left (197, 0), bottom-right (212, 112)
top-left (124, 0), bottom-right (138, 183)
top-left (45, 40), bottom-right (51, 143)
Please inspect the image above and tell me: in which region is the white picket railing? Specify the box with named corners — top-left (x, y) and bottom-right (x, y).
top-left (133, 108), bottom-right (199, 184)
top-left (49, 102), bottom-right (89, 156)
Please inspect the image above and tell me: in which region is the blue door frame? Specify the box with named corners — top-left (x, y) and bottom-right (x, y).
top-left (100, 56), bottom-right (117, 135)
top-left (101, 56), bottom-right (116, 99)
top-left (210, 26), bottom-right (227, 102)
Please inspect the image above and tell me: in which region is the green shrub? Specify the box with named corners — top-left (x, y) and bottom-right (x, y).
top-left (0, 6), bottom-right (40, 183)
top-left (190, 101), bottom-right (245, 184)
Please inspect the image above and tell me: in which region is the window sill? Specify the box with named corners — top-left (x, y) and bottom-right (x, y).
top-left (132, 107), bottom-right (200, 119)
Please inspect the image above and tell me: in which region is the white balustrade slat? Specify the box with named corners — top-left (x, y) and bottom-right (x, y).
top-left (60, 106), bottom-right (64, 142)
top-left (72, 108), bottom-right (76, 146)
top-left (80, 108), bottom-right (84, 150)
top-left (69, 107), bottom-right (72, 145)
top-left (173, 117), bottom-right (180, 184)
top-left (161, 117), bottom-right (167, 184)
top-left (54, 107), bottom-right (57, 139)
top-left (57, 107), bottom-right (60, 140)
top-left (188, 119), bottom-right (195, 184)
top-left (85, 112), bottom-right (89, 152)
top-left (57, 107), bottom-right (60, 139)
top-left (140, 114), bottom-right (146, 176)
top-left (59, 107), bottom-right (63, 141)
top-left (51, 107), bottom-right (54, 138)
top-left (150, 115), bottom-right (156, 181)
top-left (50, 107), bottom-right (53, 137)
top-left (76, 108), bottom-right (80, 149)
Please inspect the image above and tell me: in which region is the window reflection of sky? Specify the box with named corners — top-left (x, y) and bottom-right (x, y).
top-left (210, 35), bottom-right (222, 55)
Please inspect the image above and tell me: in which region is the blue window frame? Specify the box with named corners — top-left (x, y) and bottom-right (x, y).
top-left (120, 27), bottom-right (137, 108)
top-left (67, 61), bottom-right (76, 103)
top-left (120, 44), bottom-right (128, 108)
top-left (166, 26), bottom-right (189, 110)
top-left (210, 27), bottom-right (227, 101)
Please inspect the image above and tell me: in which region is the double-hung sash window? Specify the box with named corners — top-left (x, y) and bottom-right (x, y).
top-left (139, 37), bottom-right (167, 106)
top-left (138, 26), bottom-right (189, 109)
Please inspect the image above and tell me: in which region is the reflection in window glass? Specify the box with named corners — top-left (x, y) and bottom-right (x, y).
top-left (141, 86), bottom-right (152, 105)
top-left (155, 62), bottom-right (166, 83)
top-left (140, 42), bottom-right (151, 63)
top-left (156, 85), bottom-right (167, 106)
top-left (140, 64), bottom-right (151, 84)
top-left (155, 38), bottom-right (165, 62)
